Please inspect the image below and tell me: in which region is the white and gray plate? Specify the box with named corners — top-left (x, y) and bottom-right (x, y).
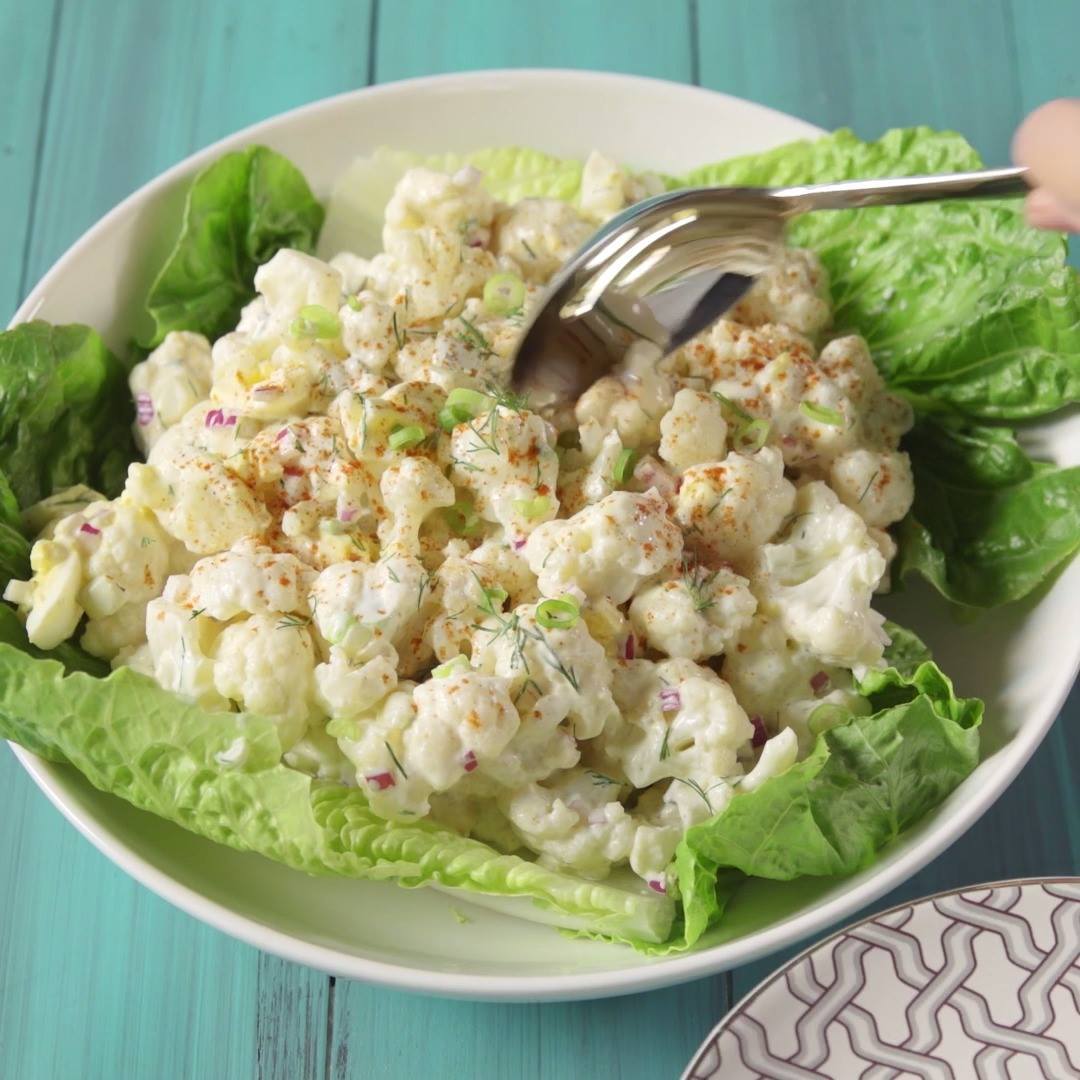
top-left (684, 877), bottom-right (1080, 1079)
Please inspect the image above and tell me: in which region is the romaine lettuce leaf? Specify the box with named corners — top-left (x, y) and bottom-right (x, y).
top-left (897, 417), bottom-right (1080, 606)
top-left (0, 469), bottom-right (29, 585)
top-left (673, 643), bottom-right (982, 948)
top-left (143, 145), bottom-right (324, 347)
top-left (0, 641), bottom-right (673, 945)
top-left (0, 322), bottom-right (133, 506)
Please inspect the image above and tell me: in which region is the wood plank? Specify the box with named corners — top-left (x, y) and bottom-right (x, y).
top-left (373, 0), bottom-right (693, 82)
top-left (328, 976), bottom-right (727, 1080)
top-left (696, 0), bottom-right (1021, 164)
top-left (2, 2), bottom-right (373, 1077)
top-left (21, 0), bottom-right (375, 295)
top-left (0, 0), bottom-right (59, 319)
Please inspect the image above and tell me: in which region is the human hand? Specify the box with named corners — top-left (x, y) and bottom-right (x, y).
top-left (1013, 98), bottom-right (1080, 231)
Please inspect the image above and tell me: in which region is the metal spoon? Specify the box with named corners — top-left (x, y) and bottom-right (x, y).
top-left (509, 165), bottom-right (1030, 404)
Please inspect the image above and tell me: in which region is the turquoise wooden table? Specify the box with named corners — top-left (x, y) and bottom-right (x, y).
top-left (1, 1), bottom-right (1078, 1077)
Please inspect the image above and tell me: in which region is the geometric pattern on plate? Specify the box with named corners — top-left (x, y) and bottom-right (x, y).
top-left (685, 879), bottom-right (1080, 1080)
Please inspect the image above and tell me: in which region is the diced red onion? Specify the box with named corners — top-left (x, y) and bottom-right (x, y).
top-left (782, 434), bottom-right (797, 448)
top-left (79, 522), bottom-right (101, 536)
top-left (467, 238), bottom-right (484, 248)
top-left (365, 771), bottom-right (395, 791)
top-left (659, 687), bottom-right (681, 713)
top-left (810, 670), bottom-right (830, 695)
top-left (204, 408), bottom-right (237, 429)
top-left (338, 506), bottom-right (357, 523)
top-left (750, 715), bottom-right (767, 748)
top-left (648, 879), bottom-right (667, 894)
top-left (623, 635), bottom-right (636, 660)
top-left (275, 427), bottom-right (289, 442)
top-left (462, 750), bottom-right (478, 773)
top-left (135, 392), bottom-right (154, 426)
top-left (512, 536), bottom-right (527, 551)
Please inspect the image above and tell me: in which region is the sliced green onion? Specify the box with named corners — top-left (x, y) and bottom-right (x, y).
top-left (483, 272), bottom-right (526, 315)
top-left (712, 391), bottom-right (753, 422)
top-left (447, 387), bottom-right (494, 416)
top-left (536, 596), bottom-right (580, 630)
top-left (800, 401), bottom-right (845, 427)
top-left (444, 499), bottom-right (482, 536)
top-left (346, 295), bottom-right (363, 311)
top-left (388, 424), bottom-right (427, 450)
top-left (513, 494), bottom-right (552, 520)
top-left (438, 405), bottom-right (468, 431)
top-left (290, 304), bottom-right (341, 339)
top-left (483, 585), bottom-right (509, 609)
top-left (433, 655), bottom-right (471, 679)
top-left (612, 448), bottom-right (638, 487)
top-left (735, 418), bottom-right (770, 452)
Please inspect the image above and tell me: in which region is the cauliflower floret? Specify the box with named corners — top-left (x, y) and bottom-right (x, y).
top-left (185, 540), bottom-right (316, 620)
top-left (334, 380), bottom-right (444, 477)
top-left (448, 405), bottom-right (559, 539)
top-left (331, 685), bottom-right (433, 818)
top-left (252, 249), bottom-right (344, 336)
top-left (577, 151), bottom-right (639, 223)
top-left (628, 561), bottom-right (756, 660)
top-left (503, 766), bottom-right (636, 879)
top-left (129, 331), bottom-right (213, 452)
top-left (471, 601), bottom-right (618, 786)
top-left (525, 489), bottom-right (681, 604)
top-left (378, 458), bottom-right (456, 557)
top-left (575, 341), bottom-right (674, 449)
top-left (829, 448), bottom-right (914, 528)
top-left (425, 554), bottom-right (503, 662)
top-left (465, 537), bottom-right (539, 608)
top-left (339, 290), bottom-right (397, 374)
top-left (728, 248), bottom-right (831, 339)
top-left (20, 485), bottom-right (105, 536)
top-left (81, 600), bottom-right (151, 660)
top-left (212, 613), bottom-right (317, 749)
top-left (406, 667), bottom-right (520, 790)
top-left (556, 428), bottom-right (623, 516)
top-left (493, 197), bottom-right (593, 282)
top-left (754, 482), bottom-right (889, 668)
top-left (722, 612), bottom-right (869, 754)
top-left (674, 447), bottom-right (795, 568)
top-left (126, 453), bottom-right (270, 556)
top-left (314, 648), bottom-right (398, 719)
top-left (144, 579), bottom-right (228, 710)
top-left (383, 166), bottom-right (497, 250)
top-left (658, 388), bottom-right (728, 472)
top-left (4, 499), bottom-right (170, 649)
top-left (598, 658), bottom-right (753, 791)
top-left (309, 555), bottom-right (434, 676)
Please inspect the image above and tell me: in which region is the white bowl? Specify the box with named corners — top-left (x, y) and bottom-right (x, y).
top-left (9, 69), bottom-right (1080, 1002)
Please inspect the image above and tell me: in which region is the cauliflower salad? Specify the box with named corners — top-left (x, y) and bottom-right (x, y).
top-left (4, 153), bottom-right (919, 898)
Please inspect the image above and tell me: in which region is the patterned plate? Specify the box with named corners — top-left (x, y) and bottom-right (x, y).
top-left (684, 878), bottom-right (1080, 1080)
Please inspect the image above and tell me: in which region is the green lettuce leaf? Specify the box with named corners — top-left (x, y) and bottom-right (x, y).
top-left (0, 322), bottom-right (134, 506)
top-left (897, 416), bottom-right (1080, 606)
top-left (685, 128), bottom-right (1080, 421)
top-left (0, 641), bottom-right (673, 945)
top-left (673, 648), bottom-right (981, 948)
top-left (143, 145), bottom-right (325, 347)
top-left (0, 469), bottom-right (30, 585)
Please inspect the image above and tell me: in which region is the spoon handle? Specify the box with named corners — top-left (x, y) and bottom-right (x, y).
top-left (772, 165), bottom-right (1030, 213)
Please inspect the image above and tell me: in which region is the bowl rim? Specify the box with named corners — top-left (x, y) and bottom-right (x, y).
top-left (7, 67), bottom-right (1078, 1002)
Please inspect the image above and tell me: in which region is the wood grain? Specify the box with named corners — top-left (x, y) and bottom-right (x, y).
top-left (0, 1), bottom-right (1078, 1077)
